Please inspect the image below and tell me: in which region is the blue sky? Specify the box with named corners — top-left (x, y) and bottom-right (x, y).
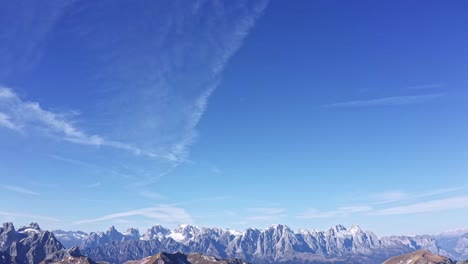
top-left (1, 0), bottom-right (468, 236)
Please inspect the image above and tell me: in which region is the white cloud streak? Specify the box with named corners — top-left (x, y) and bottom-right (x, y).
top-left (247, 207), bottom-right (286, 221)
top-left (0, 86), bottom-right (161, 158)
top-left (327, 93), bottom-right (445, 108)
top-left (138, 190), bottom-right (166, 200)
top-left (371, 186), bottom-right (465, 205)
top-left (375, 196), bottom-right (468, 216)
top-left (164, 85), bottom-right (216, 164)
top-left (408, 83), bottom-right (443, 90)
top-left (0, 211), bottom-right (59, 222)
top-left (162, 1), bottom-right (269, 164)
top-left (73, 205), bottom-right (193, 225)
top-left (0, 112), bottom-right (19, 131)
top-left (0, 185), bottom-right (40, 196)
top-left (85, 182), bottom-right (101, 188)
top-left (298, 187), bottom-right (468, 219)
top-left (297, 205), bottom-right (373, 219)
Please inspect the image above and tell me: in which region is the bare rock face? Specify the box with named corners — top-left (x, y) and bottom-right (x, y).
top-left (78, 224), bottom-right (450, 264)
top-left (40, 246), bottom-right (104, 264)
top-left (0, 222), bottom-right (67, 264)
top-left (124, 252), bottom-right (249, 264)
top-left (383, 249), bottom-right (455, 264)
top-left (0, 251), bottom-right (12, 264)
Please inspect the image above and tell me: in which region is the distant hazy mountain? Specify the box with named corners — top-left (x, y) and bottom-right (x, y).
top-left (434, 230), bottom-right (468, 260)
top-left (52, 230), bottom-right (88, 249)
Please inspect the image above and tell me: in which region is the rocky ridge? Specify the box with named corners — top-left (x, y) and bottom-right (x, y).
top-left (124, 252), bottom-right (249, 264)
top-left (383, 249), bottom-right (468, 264)
top-left (0, 222), bottom-right (67, 264)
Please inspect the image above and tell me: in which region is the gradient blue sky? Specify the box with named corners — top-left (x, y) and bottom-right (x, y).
top-left (1, 0), bottom-right (467, 236)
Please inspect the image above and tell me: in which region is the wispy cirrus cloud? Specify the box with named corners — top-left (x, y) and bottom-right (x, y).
top-left (371, 186), bottom-right (465, 205)
top-left (137, 190), bottom-right (166, 200)
top-left (0, 112), bottom-right (19, 131)
top-left (73, 205), bottom-right (193, 225)
top-left (247, 207), bottom-right (287, 221)
top-left (0, 86), bottom-right (162, 158)
top-left (0, 211), bottom-right (59, 222)
top-left (375, 196), bottom-right (468, 216)
top-left (408, 83), bottom-right (443, 90)
top-left (299, 187), bottom-right (467, 219)
top-left (0, 1), bottom-right (269, 168)
top-left (297, 205), bottom-right (373, 219)
top-left (85, 182), bottom-right (101, 188)
top-left (0, 185), bottom-right (40, 196)
top-left (326, 93), bottom-right (445, 108)
top-left (371, 191), bottom-right (409, 204)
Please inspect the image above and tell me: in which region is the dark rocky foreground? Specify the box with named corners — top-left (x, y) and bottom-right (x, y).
top-left (124, 252), bottom-right (249, 264)
top-left (383, 249), bottom-right (468, 264)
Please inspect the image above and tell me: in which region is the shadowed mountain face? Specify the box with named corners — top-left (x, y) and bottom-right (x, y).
top-left (40, 246), bottom-right (105, 264)
top-left (0, 222), bottom-right (67, 264)
top-left (124, 252), bottom-right (249, 264)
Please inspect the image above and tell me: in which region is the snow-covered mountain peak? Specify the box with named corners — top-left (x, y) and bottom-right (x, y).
top-left (17, 222), bottom-right (42, 234)
top-left (350, 224), bottom-right (362, 235)
top-left (169, 224), bottom-right (200, 242)
top-left (142, 225), bottom-right (171, 241)
top-left (298, 229), bottom-right (311, 235)
top-left (226, 229), bottom-right (242, 237)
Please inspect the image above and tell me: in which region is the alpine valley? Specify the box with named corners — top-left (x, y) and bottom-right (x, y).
top-left (1, 222), bottom-right (467, 264)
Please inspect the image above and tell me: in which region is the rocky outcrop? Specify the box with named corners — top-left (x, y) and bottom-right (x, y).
top-left (40, 246), bottom-right (104, 264)
top-left (383, 249), bottom-right (455, 264)
top-left (0, 222), bottom-right (66, 264)
top-left (124, 252), bottom-right (249, 264)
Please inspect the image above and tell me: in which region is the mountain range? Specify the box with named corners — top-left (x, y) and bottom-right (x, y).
top-left (1, 222), bottom-right (467, 264)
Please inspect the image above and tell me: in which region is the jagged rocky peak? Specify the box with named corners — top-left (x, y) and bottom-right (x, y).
top-left (349, 224), bottom-right (362, 234)
top-left (30, 222), bottom-right (42, 230)
top-left (124, 227), bottom-right (140, 239)
top-left (106, 225), bottom-right (123, 238)
top-left (17, 222), bottom-right (43, 234)
top-left (174, 224), bottom-right (200, 234)
top-left (143, 224), bottom-right (171, 240)
top-left (68, 246), bottom-right (82, 257)
top-left (41, 245), bottom-right (100, 264)
top-left (0, 222), bottom-right (19, 249)
top-left (267, 224), bottom-right (292, 233)
top-left (329, 224), bottom-right (347, 234)
top-left (1, 222), bottom-right (15, 232)
top-left (170, 224), bottom-right (200, 241)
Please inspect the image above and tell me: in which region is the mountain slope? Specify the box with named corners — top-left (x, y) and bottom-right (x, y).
top-left (124, 252), bottom-right (249, 264)
top-left (0, 222), bottom-right (67, 264)
top-left (40, 246), bottom-right (104, 264)
top-left (383, 249), bottom-right (455, 264)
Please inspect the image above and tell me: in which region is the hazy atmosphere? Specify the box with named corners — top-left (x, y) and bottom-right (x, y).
top-left (1, 0), bottom-right (468, 239)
